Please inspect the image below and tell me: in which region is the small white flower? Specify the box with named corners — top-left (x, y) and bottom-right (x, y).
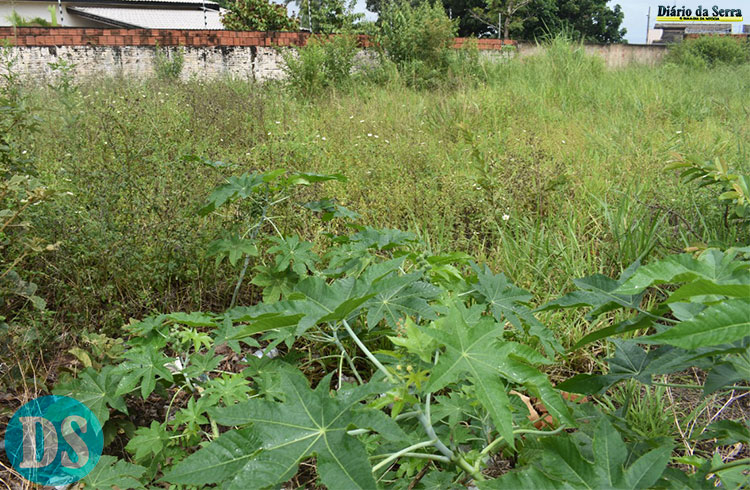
top-left (561, 140), bottom-right (566, 144)
top-left (502, 214), bottom-right (510, 221)
top-left (267, 132), bottom-right (271, 136)
top-left (360, 120), bottom-right (365, 123)
top-left (21, 150), bottom-right (27, 155)
top-left (385, 139), bottom-right (389, 144)
top-left (321, 137), bottom-right (326, 141)
top-left (374, 135), bottom-right (379, 138)
top-left (349, 115), bottom-right (354, 119)
top-left (275, 121), bottom-right (281, 124)
top-left (65, 191), bottom-right (74, 196)
top-left (676, 130), bottom-right (682, 134)
top-left (367, 133), bottom-right (372, 137)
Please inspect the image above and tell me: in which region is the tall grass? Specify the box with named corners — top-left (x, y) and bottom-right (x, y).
top-left (16, 39), bottom-right (750, 342)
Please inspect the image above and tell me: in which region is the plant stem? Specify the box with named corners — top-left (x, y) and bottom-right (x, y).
top-left (652, 381), bottom-right (750, 391)
top-left (479, 425), bottom-right (566, 460)
top-left (371, 439), bottom-right (437, 473)
top-left (332, 328), bottom-right (364, 385)
top-left (341, 319), bottom-right (394, 383)
top-left (229, 191), bottom-right (268, 309)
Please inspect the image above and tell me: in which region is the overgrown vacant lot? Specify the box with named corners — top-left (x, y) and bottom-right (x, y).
top-left (2, 42), bottom-right (750, 488)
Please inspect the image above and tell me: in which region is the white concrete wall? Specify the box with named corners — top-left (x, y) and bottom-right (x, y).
top-left (3, 45), bottom-right (288, 81)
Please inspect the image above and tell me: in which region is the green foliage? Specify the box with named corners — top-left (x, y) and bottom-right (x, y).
top-left (6, 10), bottom-right (56, 27)
top-left (667, 35), bottom-right (750, 68)
top-left (376, 0), bottom-right (457, 86)
top-left (221, 0), bottom-right (300, 31)
top-left (282, 34), bottom-right (359, 96)
top-left (153, 44), bottom-right (184, 82)
top-left (290, 0), bottom-right (363, 33)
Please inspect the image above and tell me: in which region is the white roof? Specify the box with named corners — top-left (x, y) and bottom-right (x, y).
top-left (68, 6), bottom-right (225, 29)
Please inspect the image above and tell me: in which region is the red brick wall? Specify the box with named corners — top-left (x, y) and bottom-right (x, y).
top-left (0, 27), bottom-right (515, 50)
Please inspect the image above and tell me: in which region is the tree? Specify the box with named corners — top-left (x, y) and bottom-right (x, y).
top-left (288, 0), bottom-right (363, 33)
top-left (436, 0), bottom-right (625, 42)
top-left (221, 0), bottom-right (300, 31)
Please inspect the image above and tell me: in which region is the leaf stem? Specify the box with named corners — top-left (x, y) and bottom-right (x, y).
top-left (479, 425), bottom-right (566, 460)
top-left (342, 319), bottom-right (394, 383)
top-left (371, 439), bottom-right (437, 473)
top-left (652, 381), bottom-right (750, 391)
top-left (332, 328), bottom-right (364, 385)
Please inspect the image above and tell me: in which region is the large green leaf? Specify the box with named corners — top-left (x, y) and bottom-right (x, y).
top-left (538, 262), bottom-right (645, 320)
top-left (80, 455), bottom-right (145, 490)
top-left (52, 366), bottom-right (127, 424)
top-left (535, 419), bottom-right (670, 489)
top-left (199, 172), bottom-right (265, 215)
top-left (268, 235), bottom-right (318, 276)
top-left (167, 370), bottom-right (384, 489)
top-left (644, 298), bottom-right (750, 349)
top-left (421, 304), bottom-right (572, 449)
top-left (162, 428), bottom-right (264, 486)
top-left (617, 249), bottom-right (750, 295)
top-left (471, 262), bottom-right (562, 356)
top-left (365, 272), bottom-right (440, 329)
top-left (289, 276), bottom-right (376, 334)
top-left (114, 347), bottom-right (174, 398)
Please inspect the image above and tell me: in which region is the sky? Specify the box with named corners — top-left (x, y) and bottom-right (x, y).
top-left (285, 0), bottom-right (748, 43)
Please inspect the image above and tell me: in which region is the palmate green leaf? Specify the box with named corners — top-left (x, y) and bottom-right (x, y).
top-left (303, 198), bottom-right (360, 221)
top-left (471, 262), bottom-right (562, 356)
top-left (80, 455), bottom-right (145, 490)
top-left (365, 272), bottom-right (440, 329)
top-left (533, 419), bottom-right (671, 490)
top-left (114, 348), bottom-right (174, 398)
top-left (268, 235), bottom-right (318, 276)
top-left (421, 304), bottom-right (571, 449)
top-left (206, 236), bottom-right (258, 267)
top-left (644, 298), bottom-right (750, 349)
top-left (616, 249), bottom-right (750, 295)
top-left (125, 421), bottom-right (169, 463)
top-left (348, 226), bottom-right (418, 250)
top-left (284, 172), bottom-right (346, 186)
top-left (52, 366), bottom-right (127, 424)
top-left (166, 311), bottom-right (218, 327)
top-left (199, 172), bottom-right (266, 215)
top-left (421, 305), bottom-right (515, 449)
top-left (289, 275), bottom-right (376, 334)
top-left (538, 261), bottom-right (645, 320)
top-left (557, 339), bottom-right (716, 395)
top-left (161, 428), bottom-right (263, 486)
top-left (166, 370), bottom-right (384, 489)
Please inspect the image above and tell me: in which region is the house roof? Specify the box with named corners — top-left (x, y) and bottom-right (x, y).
top-left (67, 5), bottom-right (225, 29)
top-left (23, 0), bottom-right (220, 9)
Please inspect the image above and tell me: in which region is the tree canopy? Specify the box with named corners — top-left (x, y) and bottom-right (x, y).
top-left (368, 0), bottom-right (626, 43)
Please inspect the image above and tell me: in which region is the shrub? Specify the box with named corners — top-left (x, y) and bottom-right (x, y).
top-left (282, 34), bottom-right (359, 96)
top-left (666, 35), bottom-right (750, 68)
top-left (376, 0), bottom-right (456, 86)
top-left (153, 44), bottom-right (185, 82)
top-left (221, 0), bottom-right (300, 31)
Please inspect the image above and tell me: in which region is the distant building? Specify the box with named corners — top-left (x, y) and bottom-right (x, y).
top-left (648, 23), bottom-right (732, 43)
top-left (0, 0), bottom-right (225, 29)
top-left (743, 24), bottom-right (750, 34)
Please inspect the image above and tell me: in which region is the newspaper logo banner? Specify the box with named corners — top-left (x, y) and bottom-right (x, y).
top-left (656, 5), bottom-right (743, 22)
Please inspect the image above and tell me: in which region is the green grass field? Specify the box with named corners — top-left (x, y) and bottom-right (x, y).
top-left (2, 40), bottom-right (749, 488)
